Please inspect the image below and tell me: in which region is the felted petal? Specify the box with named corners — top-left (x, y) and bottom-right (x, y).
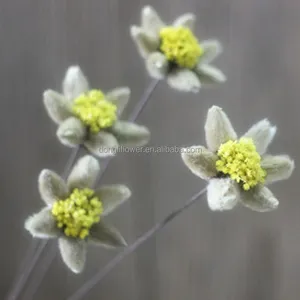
top-left (56, 117), bottom-right (86, 147)
top-left (62, 66), bottom-right (89, 101)
top-left (261, 155), bottom-right (295, 184)
top-left (109, 121), bottom-right (150, 147)
top-left (242, 119), bottom-right (277, 155)
top-left (167, 69), bottom-right (201, 93)
top-left (200, 40), bottom-right (222, 64)
top-left (173, 13), bottom-right (196, 30)
top-left (95, 184), bottom-right (131, 216)
top-left (205, 106), bottom-right (237, 152)
top-left (25, 208), bottom-right (60, 239)
top-left (141, 6), bottom-right (165, 37)
top-left (146, 52), bottom-right (169, 79)
top-left (106, 87), bottom-right (130, 116)
top-left (43, 90), bottom-right (72, 124)
top-left (196, 64), bottom-right (226, 84)
top-left (67, 155), bottom-right (100, 190)
top-left (89, 221), bottom-right (127, 248)
top-left (84, 132), bottom-right (119, 157)
top-left (181, 146), bottom-right (218, 180)
top-left (130, 26), bottom-right (160, 58)
top-left (58, 238), bottom-right (87, 273)
top-left (38, 169), bottom-right (68, 205)
top-left (207, 178), bottom-right (239, 211)
top-left (240, 185), bottom-right (279, 212)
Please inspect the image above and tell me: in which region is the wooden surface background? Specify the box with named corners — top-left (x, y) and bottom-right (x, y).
top-left (1, 0), bottom-right (300, 299)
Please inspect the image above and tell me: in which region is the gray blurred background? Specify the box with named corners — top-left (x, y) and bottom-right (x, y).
top-left (1, 0), bottom-right (300, 299)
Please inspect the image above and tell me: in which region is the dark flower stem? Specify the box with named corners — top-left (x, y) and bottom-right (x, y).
top-left (18, 79), bottom-right (160, 300)
top-left (5, 146), bottom-right (81, 300)
top-left (67, 188), bottom-right (207, 300)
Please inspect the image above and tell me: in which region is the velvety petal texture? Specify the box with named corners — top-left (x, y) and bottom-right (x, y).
top-left (95, 184), bottom-right (132, 216)
top-left (25, 208), bottom-right (60, 239)
top-left (56, 117), bottom-right (86, 147)
top-left (141, 6), bottom-right (165, 36)
top-left (146, 52), bottom-right (169, 79)
top-left (89, 221), bottom-right (127, 248)
top-left (200, 40), bottom-right (222, 64)
top-left (205, 106), bottom-right (237, 152)
top-left (106, 87), bottom-right (130, 116)
top-left (110, 121), bottom-right (150, 147)
top-left (243, 119), bottom-right (277, 155)
top-left (84, 132), bottom-right (119, 157)
top-left (173, 13), bottom-right (195, 29)
top-left (261, 155), bottom-right (295, 184)
top-left (181, 146), bottom-right (218, 180)
top-left (196, 64), bottom-right (226, 84)
top-left (38, 170), bottom-right (68, 205)
top-left (240, 186), bottom-right (279, 212)
top-left (167, 69), bottom-right (201, 93)
top-left (63, 66), bottom-right (89, 101)
top-left (43, 90), bottom-right (72, 124)
top-left (59, 238), bottom-right (87, 273)
top-left (67, 155), bottom-right (100, 190)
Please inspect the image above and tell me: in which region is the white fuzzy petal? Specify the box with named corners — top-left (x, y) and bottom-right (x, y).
top-left (95, 184), bottom-right (131, 216)
top-left (130, 26), bottom-right (159, 58)
top-left (173, 13), bottom-right (196, 30)
top-left (58, 238), bottom-right (87, 273)
top-left (67, 155), bottom-right (100, 190)
top-left (56, 117), bottom-right (86, 147)
top-left (243, 119), bottom-right (277, 155)
top-left (106, 87), bottom-right (130, 116)
top-left (146, 52), bottom-right (169, 79)
top-left (205, 106), bottom-right (237, 152)
top-left (261, 155), bottom-right (295, 184)
top-left (84, 132), bottom-right (119, 157)
top-left (25, 208), bottom-right (60, 239)
top-left (196, 64), bottom-right (226, 84)
top-left (167, 69), bottom-right (201, 93)
top-left (207, 178), bottom-right (239, 211)
top-left (240, 186), bottom-right (279, 212)
top-left (38, 170), bottom-right (68, 205)
top-left (200, 40), bottom-right (223, 64)
top-left (181, 146), bottom-right (218, 180)
top-left (43, 90), bottom-right (72, 124)
top-left (141, 6), bottom-right (165, 36)
top-left (63, 66), bottom-right (89, 101)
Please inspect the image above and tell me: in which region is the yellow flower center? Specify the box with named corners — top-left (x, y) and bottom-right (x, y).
top-left (215, 138), bottom-right (266, 191)
top-left (159, 26), bottom-right (203, 69)
top-left (51, 188), bottom-right (103, 239)
top-left (72, 89), bottom-right (117, 133)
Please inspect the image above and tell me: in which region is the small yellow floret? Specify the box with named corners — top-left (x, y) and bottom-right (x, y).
top-left (51, 188), bottom-right (103, 239)
top-left (159, 26), bottom-right (203, 69)
top-left (216, 138), bottom-right (266, 190)
top-left (72, 89), bottom-right (117, 133)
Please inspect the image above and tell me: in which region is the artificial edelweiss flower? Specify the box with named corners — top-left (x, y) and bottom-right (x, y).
top-left (181, 106), bottom-right (295, 212)
top-left (43, 66), bottom-right (150, 157)
top-left (130, 6), bottom-right (226, 93)
top-left (25, 155), bottom-right (131, 273)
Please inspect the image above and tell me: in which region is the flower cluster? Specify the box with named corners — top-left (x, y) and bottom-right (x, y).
top-left (130, 6), bottom-right (226, 93)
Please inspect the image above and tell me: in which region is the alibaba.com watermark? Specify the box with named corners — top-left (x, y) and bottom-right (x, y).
top-left (98, 146), bottom-right (203, 155)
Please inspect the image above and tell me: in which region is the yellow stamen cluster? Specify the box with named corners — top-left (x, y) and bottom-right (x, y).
top-left (215, 138), bottom-right (266, 191)
top-left (159, 26), bottom-right (203, 69)
top-left (51, 188), bottom-right (103, 239)
top-left (72, 89), bottom-right (117, 133)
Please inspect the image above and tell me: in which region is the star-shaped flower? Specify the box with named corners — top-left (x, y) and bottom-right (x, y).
top-left (43, 66), bottom-right (150, 157)
top-left (130, 6), bottom-right (226, 93)
top-left (181, 106), bottom-right (295, 212)
top-left (25, 155), bottom-right (131, 273)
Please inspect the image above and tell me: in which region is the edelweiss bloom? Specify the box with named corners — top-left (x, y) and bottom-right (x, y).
top-left (130, 6), bottom-right (226, 93)
top-left (181, 106), bottom-right (295, 212)
top-left (44, 66), bottom-right (150, 157)
top-left (25, 155), bottom-right (131, 273)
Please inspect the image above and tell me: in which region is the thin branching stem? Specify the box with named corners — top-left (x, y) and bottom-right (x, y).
top-left (5, 146), bottom-right (81, 300)
top-left (20, 79), bottom-right (160, 300)
top-left (67, 188), bottom-right (207, 300)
